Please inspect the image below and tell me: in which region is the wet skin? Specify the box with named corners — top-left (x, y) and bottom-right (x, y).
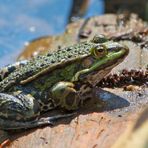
top-left (0, 36), bottom-right (129, 130)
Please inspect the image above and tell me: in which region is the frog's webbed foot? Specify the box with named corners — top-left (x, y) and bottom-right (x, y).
top-left (0, 60), bottom-right (28, 81)
top-left (0, 113), bottom-right (75, 130)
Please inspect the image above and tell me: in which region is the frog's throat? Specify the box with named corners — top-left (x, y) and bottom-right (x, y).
top-left (72, 48), bottom-right (129, 82)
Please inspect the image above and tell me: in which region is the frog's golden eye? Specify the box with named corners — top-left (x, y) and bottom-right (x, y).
top-left (91, 45), bottom-right (107, 58)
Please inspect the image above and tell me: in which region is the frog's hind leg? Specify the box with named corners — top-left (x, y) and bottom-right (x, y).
top-left (0, 91), bottom-right (40, 130)
top-left (0, 60), bottom-right (28, 81)
top-left (0, 91), bottom-right (75, 130)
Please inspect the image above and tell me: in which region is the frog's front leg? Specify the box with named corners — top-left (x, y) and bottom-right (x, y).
top-left (0, 60), bottom-right (28, 81)
top-left (51, 82), bottom-right (91, 110)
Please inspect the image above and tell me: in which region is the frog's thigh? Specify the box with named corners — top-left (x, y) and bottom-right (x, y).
top-left (0, 60), bottom-right (28, 80)
top-left (0, 91), bottom-right (75, 130)
top-left (0, 91), bottom-right (40, 121)
top-left (51, 82), bottom-right (81, 110)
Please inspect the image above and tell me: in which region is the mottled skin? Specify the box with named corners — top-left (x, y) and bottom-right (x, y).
top-left (0, 36), bottom-right (129, 130)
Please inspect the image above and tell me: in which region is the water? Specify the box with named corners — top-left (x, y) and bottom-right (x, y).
top-left (0, 0), bottom-right (104, 67)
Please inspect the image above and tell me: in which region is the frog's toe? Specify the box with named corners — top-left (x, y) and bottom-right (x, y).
top-left (48, 112), bottom-right (76, 122)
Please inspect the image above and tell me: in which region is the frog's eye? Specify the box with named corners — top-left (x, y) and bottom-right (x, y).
top-left (90, 45), bottom-right (107, 58)
top-left (91, 35), bottom-right (108, 43)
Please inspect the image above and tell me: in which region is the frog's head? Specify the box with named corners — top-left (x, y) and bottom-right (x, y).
top-left (73, 36), bottom-right (129, 85)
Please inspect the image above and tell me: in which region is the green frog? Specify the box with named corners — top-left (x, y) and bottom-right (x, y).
top-left (0, 36), bottom-right (129, 130)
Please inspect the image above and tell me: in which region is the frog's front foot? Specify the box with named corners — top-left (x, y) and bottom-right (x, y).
top-left (51, 82), bottom-right (81, 110)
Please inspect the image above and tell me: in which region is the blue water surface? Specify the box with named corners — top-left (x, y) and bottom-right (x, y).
top-left (0, 0), bottom-right (104, 67)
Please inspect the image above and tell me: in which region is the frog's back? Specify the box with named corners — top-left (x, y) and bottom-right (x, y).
top-left (0, 42), bottom-right (93, 92)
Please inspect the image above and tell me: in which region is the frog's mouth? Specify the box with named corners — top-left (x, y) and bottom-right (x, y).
top-left (80, 59), bottom-right (122, 86)
top-left (82, 59), bottom-right (121, 86)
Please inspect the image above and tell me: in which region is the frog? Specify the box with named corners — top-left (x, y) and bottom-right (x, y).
top-left (0, 35), bottom-right (129, 130)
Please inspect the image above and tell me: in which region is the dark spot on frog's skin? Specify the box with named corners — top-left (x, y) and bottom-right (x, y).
top-left (8, 66), bottom-right (16, 73)
top-left (40, 63), bottom-right (45, 67)
top-left (43, 105), bottom-right (49, 111)
top-left (67, 55), bottom-right (72, 58)
top-left (51, 60), bottom-right (55, 63)
top-left (57, 55), bottom-right (61, 60)
top-left (47, 53), bottom-right (52, 56)
top-left (38, 101), bottom-right (44, 107)
top-left (0, 66), bottom-right (16, 80)
top-left (38, 79), bottom-right (45, 85)
top-left (44, 59), bottom-right (48, 62)
top-left (78, 51), bottom-right (83, 54)
top-left (65, 92), bottom-right (75, 106)
top-left (25, 71), bottom-right (33, 76)
top-left (66, 48), bottom-right (72, 51)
